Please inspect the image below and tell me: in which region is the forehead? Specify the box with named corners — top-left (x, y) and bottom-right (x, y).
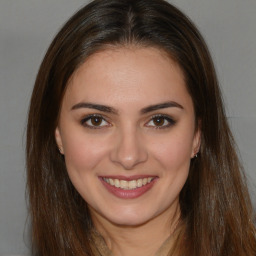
top-left (63, 47), bottom-right (192, 110)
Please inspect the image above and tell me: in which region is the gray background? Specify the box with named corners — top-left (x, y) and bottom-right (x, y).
top-left (0, 0), bottom-right (255, 255)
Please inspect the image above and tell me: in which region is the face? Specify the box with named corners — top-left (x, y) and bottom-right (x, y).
top-left (55, 47), bottom-right (200, 227)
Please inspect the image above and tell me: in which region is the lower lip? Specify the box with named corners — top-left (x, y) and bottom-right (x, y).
top-left (100, 178), bottom-right (157, 199)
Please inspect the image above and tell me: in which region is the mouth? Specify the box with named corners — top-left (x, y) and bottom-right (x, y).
top-left (99, 175), bottom-right (158, 199)
top-left (102, 177), bottom-right (155, 190)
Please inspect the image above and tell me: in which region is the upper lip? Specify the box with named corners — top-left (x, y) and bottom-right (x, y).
top-left (99, 175), bottom-right (158, 181)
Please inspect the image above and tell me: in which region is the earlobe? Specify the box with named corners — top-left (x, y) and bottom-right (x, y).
top-left (55, 127), bottom-right (64, 154)
top-left (191, 127), bottom-right (201, 159)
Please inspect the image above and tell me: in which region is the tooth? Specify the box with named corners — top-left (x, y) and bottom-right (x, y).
top-left (129, 180), bottom-right (137, 189)
top-left (108, 177), bottom-right (154, 189)
top-left (142, 178), bottom-right (148, 185)
top-left (137, 179), bottom-right (142, 187)
top-left (114, 179), bottom-right (120, 188)
top-left (120, 180), bottom-right (128, 189)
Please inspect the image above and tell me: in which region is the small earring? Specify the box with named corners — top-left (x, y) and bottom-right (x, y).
top-left (58, 148), bottom-right (63, 154)
top-left (193, 152), bottom-right (199, 159)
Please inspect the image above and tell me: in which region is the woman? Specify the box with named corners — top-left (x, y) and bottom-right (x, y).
top-left (26, 0), bottom-right (256, 255)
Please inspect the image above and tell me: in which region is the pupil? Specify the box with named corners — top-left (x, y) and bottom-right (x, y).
top-left (153, 117), bottom-right (164, 126)
top-left (91, 117), bottom-right (102, 126)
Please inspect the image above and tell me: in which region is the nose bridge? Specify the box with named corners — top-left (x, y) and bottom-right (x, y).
top-left (110, 125), bottom-right (148, 169)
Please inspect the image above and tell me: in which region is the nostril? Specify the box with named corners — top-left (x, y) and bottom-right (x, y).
top-left (109, 129), bottom-right (148, 169)
top-left (110, 143), bottom-right (148, 169)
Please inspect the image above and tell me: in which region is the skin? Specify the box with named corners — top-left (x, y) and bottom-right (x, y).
top-left (55, 47), bottom-right (200, 256)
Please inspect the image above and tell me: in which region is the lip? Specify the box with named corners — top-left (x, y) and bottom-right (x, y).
top-left (99, 175), bottom-right (158, 199)
top-left (101, 175), bottom-right (156, 181)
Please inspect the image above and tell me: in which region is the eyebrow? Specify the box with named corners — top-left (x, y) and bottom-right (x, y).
top-left (140, 101), bottom-right (184, 114)
top-left (71, 101), bottom-right (183, 114)
top-left (71, 102), bottom-right (118, 114)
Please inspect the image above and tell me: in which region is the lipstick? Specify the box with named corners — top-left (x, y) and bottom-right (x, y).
top-left (99, 175), bottom-right (158, 199)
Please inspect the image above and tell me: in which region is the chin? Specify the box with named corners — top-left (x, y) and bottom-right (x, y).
top-left (99, 204), bottom-right (161, 227)
top-left (108, 213), bottom-right (152, 227)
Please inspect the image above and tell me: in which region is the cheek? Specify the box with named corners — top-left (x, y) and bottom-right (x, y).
top-left (150, 131), bottom-right (194, 172)
top-left (62, 131), bottom-right (109, 172)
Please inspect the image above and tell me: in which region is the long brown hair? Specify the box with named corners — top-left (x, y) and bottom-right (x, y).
top-left (26, 0), bottom-right (256, 255)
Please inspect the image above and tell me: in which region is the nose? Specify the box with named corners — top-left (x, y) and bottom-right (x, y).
top-left (110, 127), bottom-right (148, 170)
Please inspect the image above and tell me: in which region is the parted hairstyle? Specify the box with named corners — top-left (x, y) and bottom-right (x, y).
top-left (26, 0), bottom-right (256, 255)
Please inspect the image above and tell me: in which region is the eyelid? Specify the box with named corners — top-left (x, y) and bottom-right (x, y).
top-left (80, 113), bottom-right (176, 129)
top-left (80, 114), bottom-right (111, 129)
top-left (145, 114), bottom-right (176, 128)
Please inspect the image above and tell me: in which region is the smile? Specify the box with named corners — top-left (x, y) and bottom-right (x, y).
top-left (100, 176), bottom-right (158, 199)
top-left (103, 177), bottom-right (154, 190)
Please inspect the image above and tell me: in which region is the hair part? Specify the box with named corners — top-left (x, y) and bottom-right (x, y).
top-left (26, 0), bottom-right (256, 255)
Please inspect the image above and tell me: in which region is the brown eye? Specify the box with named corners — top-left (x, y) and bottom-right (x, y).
top-left (146, 115), bottom-right (176, 128)
top-left (152, 116), bottom-right (165, 126)
top-left (90, 116), bottom-right (103, 126)
top-left (81, 115), bottom-right (109, 128)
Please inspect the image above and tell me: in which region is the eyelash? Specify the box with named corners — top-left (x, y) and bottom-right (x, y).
top-left (80, 114), bottom-right (176, 129)
top-left (81, 114), bottom-right (110, 129)
top-left (146, 114), bottom-right (176, 129)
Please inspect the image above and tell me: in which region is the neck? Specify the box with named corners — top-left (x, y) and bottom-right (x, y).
top-left (91, 204), bottom-right (180, 256)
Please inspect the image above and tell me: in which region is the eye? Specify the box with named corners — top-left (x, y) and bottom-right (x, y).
top-left (146, 115), bottom-right (175, 128)
top-left (81, 114), bottom-right (110, 129)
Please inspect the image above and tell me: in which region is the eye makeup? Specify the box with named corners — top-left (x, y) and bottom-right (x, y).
top-left (145, 114), bottom-right (176, 129)
top-left (80, 114), bottom-right (111, 129)
top-left (80, 113), bottom-right (176, 130)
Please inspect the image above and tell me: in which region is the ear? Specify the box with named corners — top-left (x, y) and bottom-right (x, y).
top-left (55, 127), bottom-right (64, 154)
top-left (191, 125), bottom-right (201, 158)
